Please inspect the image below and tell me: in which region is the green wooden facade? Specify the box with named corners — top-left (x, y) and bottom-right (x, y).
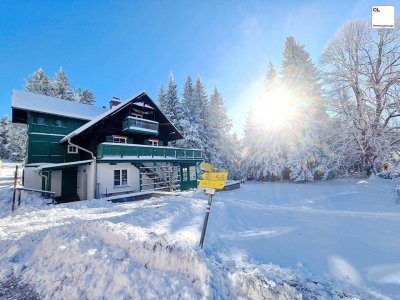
top-left (26, 112), bottom-right (86, 164)
top-left (15, 91), bottom-right (203, 195)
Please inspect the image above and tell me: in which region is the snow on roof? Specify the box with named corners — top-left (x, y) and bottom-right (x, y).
top-left (12, 90), bottom-right (107, 121)
top-left (60, 91), bottom-right (146, 143)
top-left (34, 159), bottom-right (93, 172)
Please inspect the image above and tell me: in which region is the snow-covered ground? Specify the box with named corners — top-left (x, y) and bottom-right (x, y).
top-left (0, 162), bottom-right (399, 299)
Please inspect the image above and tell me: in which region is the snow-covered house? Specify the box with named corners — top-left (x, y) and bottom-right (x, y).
top-left (11, 90), bottom-right (203, 202)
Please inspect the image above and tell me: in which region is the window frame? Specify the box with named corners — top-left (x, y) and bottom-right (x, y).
top-left (189, 166), bottom-right (196, 181)
top-left (67, 145), bottom-right (78, 154)
top-left (148, 139), bottom-right (159, 146)
top-left (114, 169), bottom-right (128, 187)
top-left (131, 113), bottom-right (143, 119)
top-left (182, 167), bottom-right (188, 181)
top-left (113, 136), bottom-right (127, 144)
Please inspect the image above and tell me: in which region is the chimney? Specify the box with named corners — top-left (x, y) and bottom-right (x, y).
top-left (109, 96), bottom-right (122, 109)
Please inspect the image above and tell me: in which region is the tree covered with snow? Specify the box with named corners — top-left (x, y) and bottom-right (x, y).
top-left (242, 38), bottom-right (334, 182)
top-left (25, 68), bottom-right (51, 96)
top-left (24, 67), bottom-right (96, 105)
top-left (321, 21), bottom-right (400, 175)
top-left (74, 87), bottom-right (95, 105)
top-left (0, 116), bottom-right (27, 162)
top-left (157, 73), bottom-right (241, 178)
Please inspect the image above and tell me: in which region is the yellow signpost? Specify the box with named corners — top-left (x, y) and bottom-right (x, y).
top-left (198, 162), bottom-right (229, 249)
top-left (198, 180), bottom-right (225, 189)
top-left (201, 172), bottom-right (228, 181)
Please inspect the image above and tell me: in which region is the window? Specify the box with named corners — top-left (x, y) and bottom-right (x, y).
top-left (189, 166), bottom-right (196, 181)
top-left (33, 116), bottom-right (47, 125)
top-left (113, 136), bottom-right (127, 143)
top-left (131, 113), bottom-right (143, 118)
top-left (67, 145), bottom-right (78, 154)
top-left (53, 119), bottom-right (65, 127)
top-left (182, 167), bottom-right (188, 181)
top-left (148, 139), bottom-right (159, 146)
top-left (114, 169), bottom-right (128, 187)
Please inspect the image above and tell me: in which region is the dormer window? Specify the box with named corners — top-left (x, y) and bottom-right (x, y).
top-left (113, 135), bottom-right (127, 144)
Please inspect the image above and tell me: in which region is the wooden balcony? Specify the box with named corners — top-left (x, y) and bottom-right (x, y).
top-left (97, 143), bottom-right (203, 161)
top-left (122, 116), bottom-right (158, 135)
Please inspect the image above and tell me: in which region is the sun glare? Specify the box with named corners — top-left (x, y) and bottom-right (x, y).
top-left (253, 89), bottom-right (298, 130)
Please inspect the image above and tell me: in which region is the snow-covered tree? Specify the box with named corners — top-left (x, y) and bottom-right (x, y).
top-left (162, 72), bottom-right (184, 147)
top-left (206, 88), bottom-right (233, 167)
top-left (50, 67), bottom-right (74, 100)
top-left (75, 87), bottom-right (95, 105)
top-left (25, 67), bottom-right (95, 105)
top-left (157, 84), bottom-right (166, 112)
top-left (25, 68), bottom-right (51, 96)
top-left (0, 115), bottom-right (27, 162)
top-left (177, 75), bottom-right (202, 149)
top-left (321, 20), bottom-right (400, 174)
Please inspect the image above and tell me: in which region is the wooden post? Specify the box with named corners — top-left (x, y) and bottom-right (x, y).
top-left (199, 193), bottom-right (214, 249)
top-left (11, 165), bottom-right (18, 211)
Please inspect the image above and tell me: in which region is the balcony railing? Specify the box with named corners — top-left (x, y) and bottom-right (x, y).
top-left (97, 143), bottom-right (203, 160)
top-left (122, 116), bottom-right (158, 135)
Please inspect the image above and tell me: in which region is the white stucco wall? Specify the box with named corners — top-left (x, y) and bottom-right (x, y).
top-left (50, 170), bottom-right (62, 197)
top-left (96, 163), bottom-right (140, 197)
top-left (24, 167), bottom-right (44, 190)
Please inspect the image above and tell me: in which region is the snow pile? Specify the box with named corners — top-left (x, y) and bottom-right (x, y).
top-left (0, 176), bottom-right (399, 298)
top-left (0, 220), bottom-right (377, 300)
top-left (0, 162), bottom-right (47, 219)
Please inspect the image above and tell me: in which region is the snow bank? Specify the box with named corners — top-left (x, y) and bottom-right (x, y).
top-left (0, 175), bottom-right (398, 299)
top-left (0, 220), bottom-right (383, 299)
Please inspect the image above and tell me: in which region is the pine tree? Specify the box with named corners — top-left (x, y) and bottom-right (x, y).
top-left (280, 36), bottom-right (327, 181)
top-left (164, 72), bottom-right (184, 145)
top-left (264, 62), bottom-right (277, 90)
top-left (25, 68), bottom-right (51, 95)
top-left (206, 88), bottom-right (232, 167)
top-left (182, 75), bottom-right (195, 119)
top-left (157, 84), bottom-right (166, 112)
top-left (50, 67), bottom-right (74, 100)
top-left (194, 75), bottom-right (209, 148)
top-left (177, 75), bottom-right (202, 149)
top-left (78, 88), bottom-right (95, 105)
top-left (0, 115), bottom-right (27, 161)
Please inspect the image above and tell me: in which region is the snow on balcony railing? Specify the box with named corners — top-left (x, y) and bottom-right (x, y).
top-left (97, 143), bottom-right (203, 160)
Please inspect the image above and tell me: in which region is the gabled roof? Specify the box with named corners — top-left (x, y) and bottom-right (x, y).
top-left (12, 90), bottom-right (107, 121)
top-left (60, 91), bottom-right (183, 143)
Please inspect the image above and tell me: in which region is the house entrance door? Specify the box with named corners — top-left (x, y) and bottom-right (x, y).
top-left (61, 168), bottom-right (78, 199)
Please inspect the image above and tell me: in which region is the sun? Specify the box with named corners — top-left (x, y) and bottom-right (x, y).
top-left (253, 89), bottom-right (298, 130)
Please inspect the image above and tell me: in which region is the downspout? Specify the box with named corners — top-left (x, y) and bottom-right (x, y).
top-left (34, 169), bottom-right (48, 191)
top-left (67, 136), bottom-right (98, 199)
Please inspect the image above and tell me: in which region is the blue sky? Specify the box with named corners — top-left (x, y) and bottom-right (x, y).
top-left (0, 0), bottom-right (392, 135)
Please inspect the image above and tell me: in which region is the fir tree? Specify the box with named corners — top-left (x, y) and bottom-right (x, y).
top-left (157, 84), bottom-right (166, 112)
top-left (25, 68), bottom-right (51, 95)
top-left (164, 72), bottom-right (184, 146)
top-left (177, 75), bottom-right (202, 149)
top-left (50, 67), bottom-right (74, 100)
top-left (77, 88), bottom-right (95, 105)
